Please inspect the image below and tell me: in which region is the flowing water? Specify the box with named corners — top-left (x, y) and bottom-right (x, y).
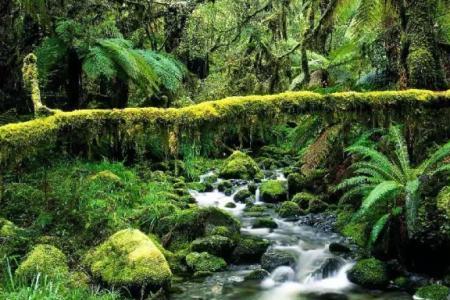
top-left (171, 172), bottom-right (412, 300)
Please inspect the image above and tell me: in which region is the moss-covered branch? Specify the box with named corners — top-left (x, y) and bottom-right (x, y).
top-left (0, 89), bottom-right (449, 169)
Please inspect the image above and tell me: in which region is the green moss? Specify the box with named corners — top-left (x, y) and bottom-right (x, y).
top-left (0, 90), bottom-right (449, 169)
top-left (233, 189), bottom-right (253, 202)
top-left (190, 235), bottom-right (234, 258)
top-left (309, 199), bottom-right (328, 213)
top-left (89, 170), bottom-right (123, 186)
top-left (437, 186), bottom-right (450, 218)
top-left (232, 236), bottom-right (270, 264)
top-left (185, 252), bottom-right (226, 273)
top-left (347, 258), bottom-right (389, 289)
top-left (292, 192), bottom-right (319, 209)
top-left (219, 151), bottom-right (262, 180)
top-left (84, 229), bottom-right (172, 289)
top-left (277, 201), bottom-right (300, 218)
top-left (252, 217), bottom-right (278, 229)
top-left (415, 284), bottom-right (450, 300)
top-left (15, 244), bottom-right (69, 281)
top-left (260, 180), bottom-right (287, 203)
top-left (342, 222), bottom-right (369, 247)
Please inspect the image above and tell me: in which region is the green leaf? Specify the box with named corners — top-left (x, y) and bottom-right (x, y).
top-left (369, 213), bottom-right (390, 246)
top-left (355, 180), bottom-right (401, 219)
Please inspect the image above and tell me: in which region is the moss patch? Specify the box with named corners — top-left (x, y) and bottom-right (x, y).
top-left (347, 258), bottom-right (389, 289)
top-left (415, 284), bottom-right (450, 300)
top-left (15, 244), bottom-right (69, 281)
top-left (219, 151), bottom-right (262, 180)
top-left (260, 180), bottom-right (287, 203)
top-left (84, 229), bottom-right (172, 290)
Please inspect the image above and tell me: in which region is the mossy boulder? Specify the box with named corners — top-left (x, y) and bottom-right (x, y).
top-left (0, 218), bottom-right (29, 257)
top-left (347, 258), bottom-right (389, 289)
top-left (218, 180), bottom-right (233, 192)
top-left (252, 217), bottom-right (278, 229)
top-left (292, 192), bottom-right (318, 210)
top-left (309, 199), bottom-right (328, 213)
top-left (278, 201), bottom-right (300, 218)
top-left (245, 269), bottom-right (270, 280)
top-left (234, 189), bottom-right (253, 203)
top-left (185, 252), bottom-right (226, 274)
top-left (219, 151), bottom-right (262, 180)
top-left (232, 236), bottom-right (270, 264)
top-left (414, 284), bottom-right (450, 300)
top-left (341, 222), bottom-right (368, 247)
top-left (260, 180), bottom-right (287, 203)
top-left (15, 244), bottom-right (69, 281)
top-left (155, 207), bottom-right (240, 250)
top-left (190, 235), bottom-right (235, 258)
top-left (84, 229), bottom-right (172, 293)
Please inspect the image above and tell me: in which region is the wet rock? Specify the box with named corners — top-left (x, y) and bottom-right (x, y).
top-left (329, 242), bottom-right (351, 254)
top-left (277, 201), bottom-right (300, 218)
top-left (292, 192), bottom-right (318, 209)
top-left (309, 199), bottom-right (328, 213)
top-left (248, 182), bottom-right (258, 194)
top-left (298, 213), bottom-right (336, 233)
top-left (261, 249), bottom-right (297, 272)
top-left (225, 202), bottom-right (237, 208)
top-left (232, 236), bottom-right (270, 264)
top-left (233, 189), bottom-right (253, 203)
top-left (190, 235), bottom-right (235, 258)
top-left (244, 269), bottom-right (270, 280)
top-left (218, 180), bottom-right (232, 192)
top-left (252, 217), bottom-right (278, 229)
top-left (347, 258), bottom-right (389, 289)
top-left (260, 180), bottom-right (287, 203)
top-left (313, 257), bottom-right (345, 279)
top-left (309, 293), bottom-right (348, 300)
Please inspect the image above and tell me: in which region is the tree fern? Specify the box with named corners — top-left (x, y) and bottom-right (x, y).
top-left (339, 125), bottom-right (450, 244)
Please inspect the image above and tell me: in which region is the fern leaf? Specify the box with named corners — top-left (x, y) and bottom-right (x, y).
top-left (405, 179), bottom-right (420, 237)
top-left (418, 140), bottom-right (450, 174)
top-left (346, 145), bottom-right (404, 181)
top-left (369, 213), bottom-right (390, 246)
top-left (335, 176), bottom-right (381, 191)
top-left (389, 125), bottom-right (411, 177)
top-left (355, 181), bottom-right (401, 219)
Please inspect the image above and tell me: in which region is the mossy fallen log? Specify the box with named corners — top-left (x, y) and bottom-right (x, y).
top-left (1, 89), bottom-right (449, 169)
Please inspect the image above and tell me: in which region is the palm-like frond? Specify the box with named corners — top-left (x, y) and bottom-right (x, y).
top-left (389, 126), bottom-right (411, 177)
top-left (339, 184), bottom-right (374, 204)
top-left (369, 213), bottom-right (390, 246)
top-left (335, 175), bottom-right (381, 191)
top-left (138, 50), bottom-right (186, 92)
top-left (405, 179), bottom-right (420, 237)
top-left (347, 145), bottom-right (404, 181)
top-left (347, 0), bottom-right (382, 38)
top-left (355, 180), bottom-right (401, 219)
top-left (82, 46), bottom-right (116, 80)
top-left (417, 140), bottom-right (450, 174)
top-left (352, 161), bottom-right (396, 181)
top-left (96, 39), bottom-right (159, 93)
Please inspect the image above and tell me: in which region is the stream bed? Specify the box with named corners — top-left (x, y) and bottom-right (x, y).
top-left (171, 172), bottom-right (413, 300)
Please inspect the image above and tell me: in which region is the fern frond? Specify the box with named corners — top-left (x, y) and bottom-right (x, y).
top-left (389, 125), bottom-right (411, 177)
top-left (339, 184), bottom-right (375, 204)
top-left (346, 145), bottom-right (404, 181)
top-left (405, 179), bottom-right (420, 237)
top-left (82, 46), bottom-right (116, 79)
top-left (352, 161), bottom-right (398, 181)
top-left (355, 181), bottom-right (401, 219)
top-left (418, 140), bottom-right (450, 174)
top-left (335, 176), bottom-right (381, 191)
top-left (369, 213), bottom-right (390, 246)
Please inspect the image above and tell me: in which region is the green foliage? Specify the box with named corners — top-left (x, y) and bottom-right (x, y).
top-left (219, 151), bottom-right (262, 180)
top-left (337, 125), bottom-right (450, 246)
top-left (415, 284), bottom-right (450, 300)
top-left (1, 258), bottom-right (119, 300)
top-left (185, 252), bottom-right (226, 274)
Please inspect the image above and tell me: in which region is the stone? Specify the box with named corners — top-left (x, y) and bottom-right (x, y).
top-left (219, 151), bottom-right (262, 180)
top-left (261, 249), bottom-right (297, 272)
top-left (260, 180), bottom-right (287, 203)
top-left (347, 258), bottom-right (389, 289)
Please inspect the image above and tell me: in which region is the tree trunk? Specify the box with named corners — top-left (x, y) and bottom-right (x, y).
top-left (403, 0), bottom-right (447, 89)
top-left (111, 78), bottom-right (129, 109)
top-left (65, 48), bottom-right (82, 110)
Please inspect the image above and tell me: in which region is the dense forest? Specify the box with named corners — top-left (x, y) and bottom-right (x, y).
top-left (1, 1), bottom-right (450, 300)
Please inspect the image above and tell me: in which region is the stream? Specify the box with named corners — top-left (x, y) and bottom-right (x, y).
top-left (171, 171), bottom-right (413, 300)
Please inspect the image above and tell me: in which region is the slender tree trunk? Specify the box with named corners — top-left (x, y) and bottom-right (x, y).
top-left (65, 48), bottom-right (82, 110)
top-left (111, 78), bottom-right (129, 109)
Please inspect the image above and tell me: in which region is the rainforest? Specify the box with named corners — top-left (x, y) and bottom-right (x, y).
top-left (1, 1), bottom-right (450, 300)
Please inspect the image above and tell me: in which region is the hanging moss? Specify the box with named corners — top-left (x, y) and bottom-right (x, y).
top-left (0, 89), bottom-right (449, 169)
